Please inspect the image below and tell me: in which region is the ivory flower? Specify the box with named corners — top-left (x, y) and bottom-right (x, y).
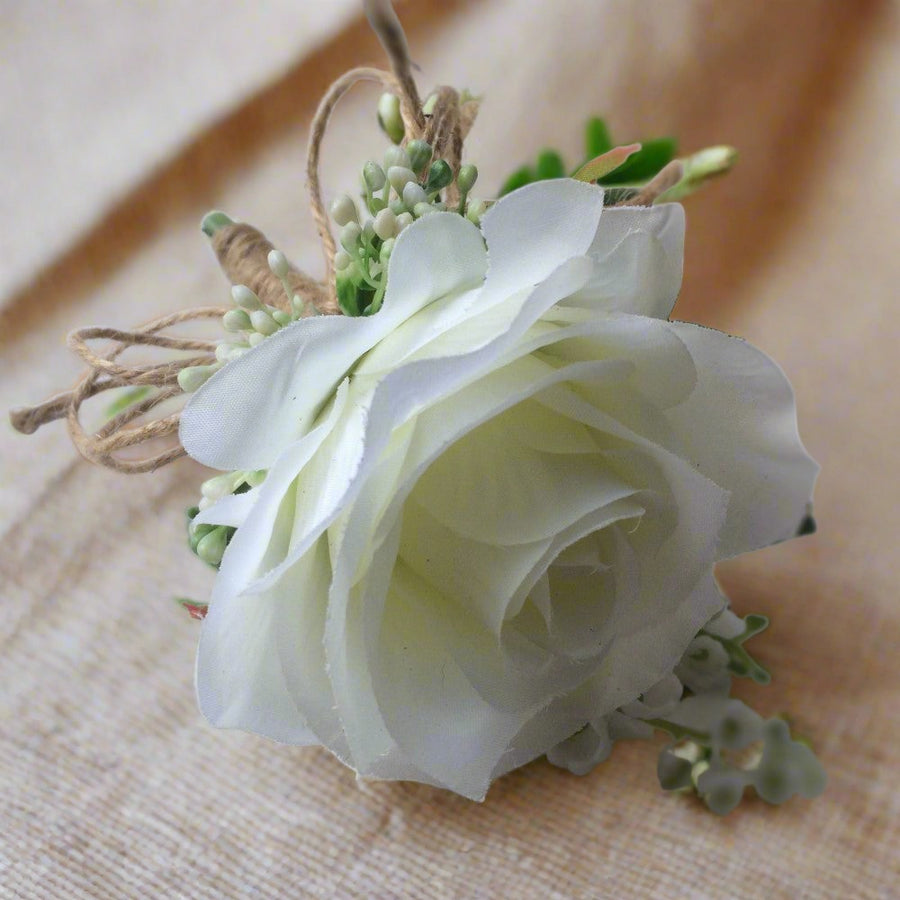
top-left (180, 180), bottom-right (817, 800)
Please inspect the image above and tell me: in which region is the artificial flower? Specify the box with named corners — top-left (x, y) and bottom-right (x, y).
top-left (180, 180), bottom-right (817, 800)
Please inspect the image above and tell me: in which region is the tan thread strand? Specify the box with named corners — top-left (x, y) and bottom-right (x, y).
top-left (210, 223), bottom-right (334, 315)
top-left (12, 7), bottom-right (457, 473)
top-left (364, 0), bottom-right (426, 135)
top-left (306, 66), bottom-right (403, 299)
top-left (616, 160), bottom-right (685, 207)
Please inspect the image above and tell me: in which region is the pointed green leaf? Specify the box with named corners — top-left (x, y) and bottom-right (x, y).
top-left (584, 117), bottom-right (613, 159)
top-left (572, 143), bottom-right (641, 183)
top-left (104, 386), bottom-right (154, 422)
top-left (535, 150), bottom-right (566, 180)
top-left (598, 137), bottom-right (677, 185)
top-left (499, 165), bottom-right (536, 196)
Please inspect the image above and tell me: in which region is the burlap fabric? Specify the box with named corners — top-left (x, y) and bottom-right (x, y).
top-left (2, 1), bottom-right (898, 896)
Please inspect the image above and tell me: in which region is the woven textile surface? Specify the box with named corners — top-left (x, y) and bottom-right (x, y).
top-left (2, 1), bottom-right (898, 897)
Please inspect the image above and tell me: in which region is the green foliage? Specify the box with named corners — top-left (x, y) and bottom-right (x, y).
top-left (498, 116), bottom-right (677, 196)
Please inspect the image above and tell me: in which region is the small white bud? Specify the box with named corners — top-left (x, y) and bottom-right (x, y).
top-left (250, 309), bottom-right (279, 336)
top-left (291, 294), bottom-right (307, 318)
top-left (373, 208), bottom-right (397, 240)
top-left (413, 202), bottom-right (436, 218)
top-left (457, 164), bottom-right (478, 194)
top-left (379, 237), bottom-right (396, 261)
top-left (334, 249), bottom-right (352, 271)
top-left (339, 221), bottom-right (362, 253)
top-left (330, 194), bottom-right (359, 226)
top-left (272, 310), bottom-right (292, 327)
top-left (222, 308), bottom-right (252, 332)
top-left (395, 212), bottom-right (414, 232)
top-left (248, 332), bottom-right (266, 347)
top-left (377, 93), bottom-right (404, 144)
top-left (387, 166), bottom-right (417, 196)
top-left (383, 145), bottom-right (411, 171)
top-left (178, 364), bottom-right (220, 393)
top-left (363, 161), bottom-right (386, 191)
top-left (196, 527), bottom-right (228, 567)
top-left (267, 249), bottom-right (290, 278)
top-left (402, 182), bottom-right (428, 208)
top-left (231, 285), bottom-right (261, 310)
top-left (466, 198), bottom-right (487, 224)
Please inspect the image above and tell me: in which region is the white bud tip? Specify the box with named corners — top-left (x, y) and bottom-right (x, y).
top-left (339, 221), bottom-right (362, 253)
top-left (383, 146), bottom-right (411, 171)
top-left (373, 208), bottom-right (398, 241)
top-left (250, 309), bottom-right (279, 336)
top-left (402, 182), bottom-right (428, 209)
top-left (334, 249), bottom-right (353, 272)
top-left (387, 166), bottom-right (417, 195)
top-left (222, 308), bottom-right (251, 332)
top-left (267, 249), bottom-right (290, 278)
top-left (231, 285), bottom-right (261, 310)
top-left (178, 364), bottom-right (218, 393)
top-left (330, 194), bottom-right (359, 227)
top-left (395, 212), bottom-right (414, 232)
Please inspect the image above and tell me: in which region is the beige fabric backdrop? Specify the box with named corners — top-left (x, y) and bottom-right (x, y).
top-left (2, 1), bottom-right (898, 897)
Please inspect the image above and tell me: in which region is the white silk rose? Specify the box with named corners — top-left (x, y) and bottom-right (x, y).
top-left (180, 180), bottom-right (817, 800)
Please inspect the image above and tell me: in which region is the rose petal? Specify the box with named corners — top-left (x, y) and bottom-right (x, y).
top-left (565, 203), bottom-right (685, 319)
top-left (180, 213), bottom-right (487, 471)
top-left (662, 320), bottom-right (819, 556)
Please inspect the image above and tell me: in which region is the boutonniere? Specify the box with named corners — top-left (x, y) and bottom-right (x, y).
top-left (11, 0), bottom-right (824, 814)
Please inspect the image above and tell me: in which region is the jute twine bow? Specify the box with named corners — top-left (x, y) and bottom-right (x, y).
top-left (9, 0), bottom-right (476, 474)
top-left (9, 0), bottom-right (676, 474)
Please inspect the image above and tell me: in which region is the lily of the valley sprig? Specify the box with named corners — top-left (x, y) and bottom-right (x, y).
top-left (10, 0), bottom-right (824, 815)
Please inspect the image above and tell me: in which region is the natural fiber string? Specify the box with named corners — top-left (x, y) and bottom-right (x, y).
top-left (10, 308), bottom-right (225, 473)
top-left (10, 1), bottom-right (476, 472)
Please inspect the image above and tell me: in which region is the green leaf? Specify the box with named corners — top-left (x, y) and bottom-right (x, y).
top-left (584, 117), bottom-right (613, 159)
top-left (572, 144), bottom-right (641, 184)
top-left (535, 150), bottom-right (566, 180)
top-left (336, 277), bottom-right (374, 317)
top-left (499, 165), bottom-right (536, 196)
top-left (104, 385), bottom-right (153, 422)
top-left (598, 137), bottom-right (677, 185)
